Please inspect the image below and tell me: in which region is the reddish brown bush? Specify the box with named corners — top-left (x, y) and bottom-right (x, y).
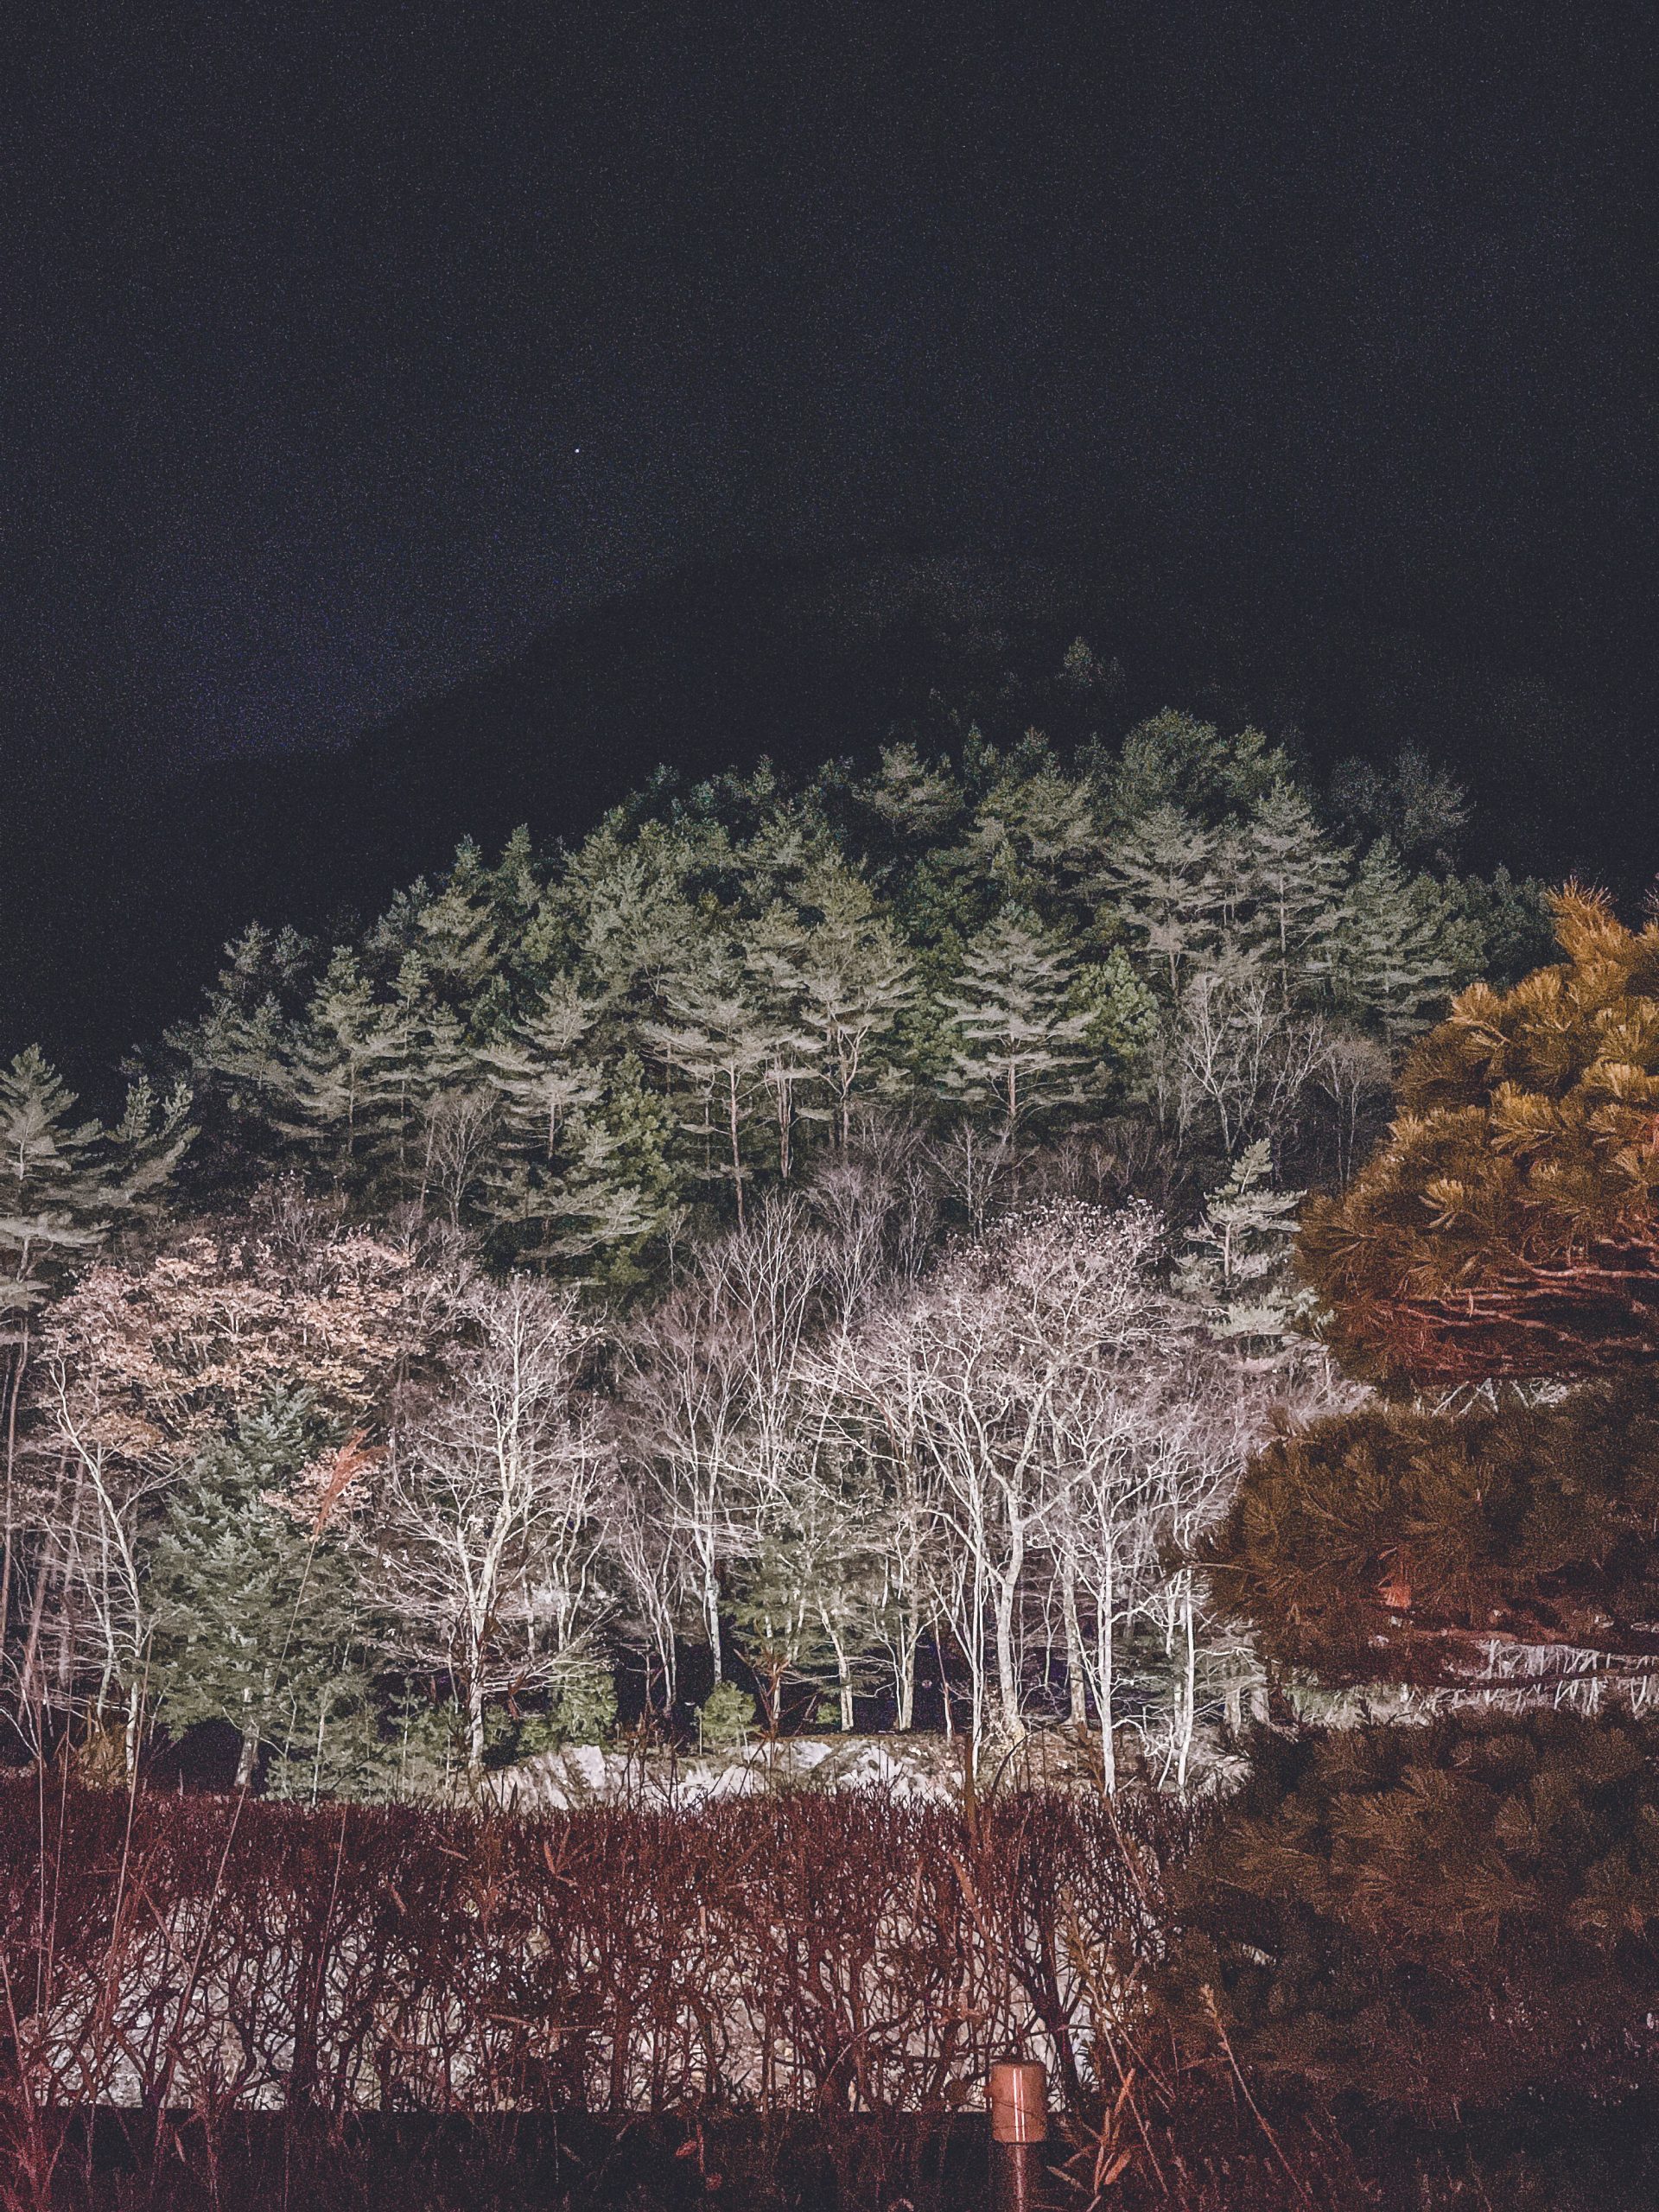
top-left (13, 1783), bottom-right (1638, 2209)
top-left (0, 1781), bottom-right (1173, 2140)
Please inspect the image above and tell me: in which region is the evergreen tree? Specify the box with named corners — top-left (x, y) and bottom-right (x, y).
top-left (1058, 634), bottom-right (1111, 694)
top-left (1, 1051), bottom-right (117, 1333)
top-left (148, 1392), bottom-right (373, 1789)
top-left (938, 911), bottom-right (1095, 1136)
top-left (1170, 892), bottom-right (1659, 2117)
top-left (955, 741), bottom-right (1106, 930)
top-left (2, 1051), bottom-right (192, 1660)
top-left (270, 950), bottom-right (404, 1188)
top-left (480, 976), bottom-right (602, 1163)
top-left (643, 942), bottom-right (772, 1224)
top-left (1109, 709), bottom-right (1287, 823)
top-left (411, 838), bottom-right (500, 1009)
top-left (1244, 779), bottom-right (1349, 1006)
top-left (372, 952), bottom-right (442, 1193)
top-left (1329, 838), bottom-right (1453, 1047)
top-left (1071, 949), bottom-right (1160, 1090)
top-left (842, 741), bottom-right (963, 872)
top-left (1173, 1139), bottom-right (1308, 1370)
top-left (746, 861), bottom-right (918, 1149)
top-left (1328, 743), bottom-right (1469, 868)
top-left (168, 922), bottom-right (315, 1162)
top-left (1096, 804), bottom-right (1222, 1001)
top-left (1302, 887), bottom-right (1659, 1384)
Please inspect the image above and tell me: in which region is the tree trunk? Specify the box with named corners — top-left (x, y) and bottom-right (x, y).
top-left (992, 1573), bottom-right (1026, 1740)
top-left (656, 1623), bottom-right (679, 1716)
top-left (1174, 1579), bottom-right (1198, 1796)
top-left (0, 1322), bottom-right (29, 1671)
top-left (1096, 1602), bottom-right (1116, 1796)
top-left (727, 1072), bottom-right (745, 1229)
top-left (124, 1677), bottom-right (143, 1783)
top-left (893, 1597), bottom-right (918, 1732)
top-left (235, 1722), bottom-right (260, 1790)
top-left (14, 1444), bottom-right (69, 1732)
top-left (703, 1573), bottom-right (723, 1682)
top-left (1059, 1556), bottom-right (1088, 1729)
top-left (467, 1674), bottom-right (486, 1781)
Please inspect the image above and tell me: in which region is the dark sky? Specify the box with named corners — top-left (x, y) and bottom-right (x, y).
top-left (6, 3), bottom-right (1657, 778)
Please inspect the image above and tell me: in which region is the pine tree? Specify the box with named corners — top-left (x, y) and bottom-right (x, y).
top-left (1071, 949), bottom-right (1160, 1090)
top-left (745, 861), bottom-right (918, 1150)
top-left (1096, 804), bottom-right (1222, 1001)
top-left (372, 953), bottom-right (440, 1193)
top-left (1, 1051), bottom-right (120, 1330)
top-left (168, 922), bottom-right (315, 1161)
top-left (270, 950), bottom-right (404, 1188)
top-left (148, 1392), bottom-right (373, 1790)
top-left (480, 976), bottom-right (602, 1162)
top-left (1329, 744), bottom-right (1469, 868)
top-left (956, 742), bottom-right (1106, 929)
top-left (1173, 1138), bottom-right (1308, 1370)
top-left (412, 838), bottom-right (500, 1009)
top-left (642, 943), bottom-right (772, 1225)
top-left (1244, 779), bottom-right (1349, 1007)
top-left (1329, 837), bottom-right (1453, 1048)
top-left (1168, 890), bottom-right (1659, 2117)
top-left (1302, 887), bottom-right (1659, 1384)
top-left (938, 911), bottom-right (1095, 1137)
top-left (1, 1051), bottom-right (192, 1662)
top-left (1109, 709), bottom-right (1287, 823)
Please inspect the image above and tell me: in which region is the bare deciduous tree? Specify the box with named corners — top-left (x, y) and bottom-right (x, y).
top-left (373, 1275), bottom-right (607, 1778)
top-left (615, 1198), bottom-right (826, 1687)
top-left (1171, 967), bottom-right (1329, 1156)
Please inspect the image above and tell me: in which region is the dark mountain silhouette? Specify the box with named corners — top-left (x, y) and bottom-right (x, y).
top-left (3, 540), bottom-right (1651, 1091)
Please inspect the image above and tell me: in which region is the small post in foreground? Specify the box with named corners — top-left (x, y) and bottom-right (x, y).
top-left (988, 2057), bottom-right (1047, 2211)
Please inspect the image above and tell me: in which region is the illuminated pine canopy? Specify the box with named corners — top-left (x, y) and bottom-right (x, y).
top-left (1203, 1374), bottom-right (1659, 1686)
top-left (1300, 887), bottom-right (1659, 1383)
top-left (1177, 896), bottom-right (1659, 2114)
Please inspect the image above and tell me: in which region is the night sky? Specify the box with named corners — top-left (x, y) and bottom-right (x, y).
top-left (9, 3), bottom-right (1656, 787)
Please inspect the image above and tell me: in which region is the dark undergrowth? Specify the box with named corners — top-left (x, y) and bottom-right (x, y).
top-left (20, 2094), bottom-right (1659, 2211)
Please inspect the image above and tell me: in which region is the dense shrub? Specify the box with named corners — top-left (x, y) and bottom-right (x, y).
top-left (0, 1782), bottom-right (1173, 2128)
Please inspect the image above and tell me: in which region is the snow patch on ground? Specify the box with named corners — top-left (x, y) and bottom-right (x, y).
top-left (489, 1729), bottom-right (1105, 1814)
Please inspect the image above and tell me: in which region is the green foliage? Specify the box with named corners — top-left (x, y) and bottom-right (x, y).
top-left (1300, 887), bottom-right (1659, 1384)
top-left (546, 1652), bottom-right (620, 1745)
top-left (1328, 744), bottom-right (1468, 867)
top-left (1109, 709), bottom-right (1289, 823)
top-left (1072, 949), bottom-right (1159, 1083)
top-left (156, 720), bottom-right (1523, 1287)
top-left (148, 1391), bottom-right (372, 1785)
top-left (1205, 1371), bottom-right (1659, 1683)
top-left (938, 909), bottom-right (1096, 1134)
top-left (1174, 1139), bottom-right (1308, 1365)
top-left (262, 1672), bottom-right (390, 1802)
top-left (1165, 1708), bottom-right (1659, 2116)
top-left (728, 1531), bottom-right (844, 1735)
top-left (1329, 838), bottom-right (1454, 1046)
top-left (0, 1047), bottom-right (193, 1336)
top-left (1186, 892), bottom-right (1659, 2120)
top-left (698, 1681), bottom-right (758, 1750)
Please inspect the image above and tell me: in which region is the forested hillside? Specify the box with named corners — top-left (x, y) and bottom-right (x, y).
top-left (2, 543), bottom-right (1623, 1089)
top-left (0, 690), bottom-right (1551, 1795)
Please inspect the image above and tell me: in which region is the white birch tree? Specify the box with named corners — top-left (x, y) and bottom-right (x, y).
top-left (373, 1276), bottom-right (607, 1779)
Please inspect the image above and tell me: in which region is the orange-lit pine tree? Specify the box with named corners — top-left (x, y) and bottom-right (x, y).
top-left (1166, 889), bottom-right (1659, 2118)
